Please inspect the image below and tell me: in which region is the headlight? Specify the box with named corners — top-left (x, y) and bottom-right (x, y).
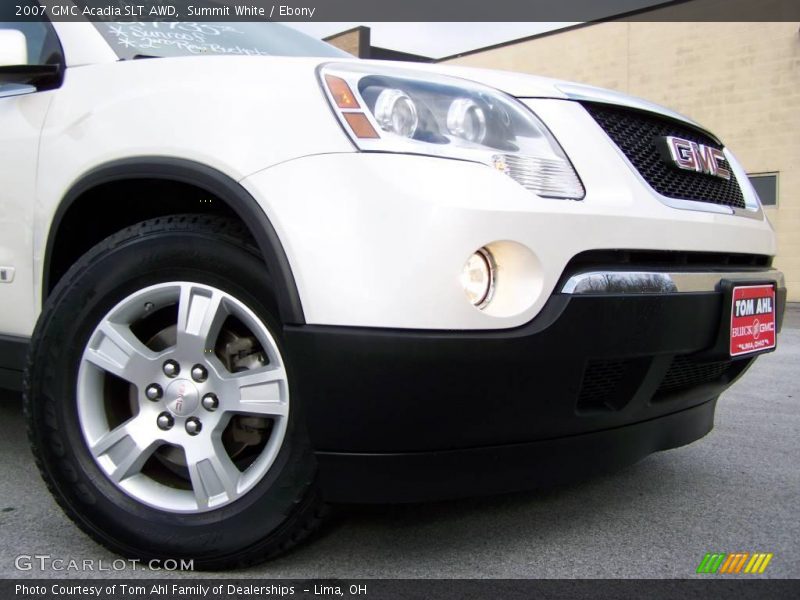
top-left (374, 88), bottom-right (419, 138)
top-left (447, 98), bottom-right (487, 144)
top-left (320, 64), bottom-right (584, 200)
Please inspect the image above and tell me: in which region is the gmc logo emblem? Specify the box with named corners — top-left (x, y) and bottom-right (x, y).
top-left (657, 136), bottom-right (731, 180)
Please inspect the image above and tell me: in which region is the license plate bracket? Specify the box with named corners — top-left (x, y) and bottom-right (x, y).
top-left (729, 283), bottom-right (777, 357)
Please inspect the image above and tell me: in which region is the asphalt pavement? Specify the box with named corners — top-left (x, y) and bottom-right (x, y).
top-left (1, 306), bottom-right (798, 579)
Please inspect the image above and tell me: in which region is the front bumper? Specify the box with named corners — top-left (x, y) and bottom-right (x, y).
top-left (284, 275), bottom-right (786, 503)
top-left (242, 147), bottom-right (776, 331)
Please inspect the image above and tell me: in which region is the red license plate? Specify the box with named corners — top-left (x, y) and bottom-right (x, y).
top-left (730, 284), bottom-right (777, 357)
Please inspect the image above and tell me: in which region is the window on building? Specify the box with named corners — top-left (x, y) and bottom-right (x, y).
top-left (748, 173), bottom-right (779, 207)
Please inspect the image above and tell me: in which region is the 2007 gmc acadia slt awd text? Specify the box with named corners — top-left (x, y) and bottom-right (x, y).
top-left (0, 9), bottom-right (786, 568)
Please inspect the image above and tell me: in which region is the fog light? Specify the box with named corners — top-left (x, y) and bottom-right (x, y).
top-left (460, 248), bottom-right (495, 308)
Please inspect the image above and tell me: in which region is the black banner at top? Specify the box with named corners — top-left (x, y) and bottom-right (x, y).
top-left (2, 0), bottom-right (800, 22)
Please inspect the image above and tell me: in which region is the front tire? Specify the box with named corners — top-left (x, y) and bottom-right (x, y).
top-left (25, 215), bottom-right (326, 569)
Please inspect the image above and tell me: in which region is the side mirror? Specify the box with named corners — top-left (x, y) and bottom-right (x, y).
top-left (0, 29), bottom-right (28, 67)
top-left (0, 29), bottom-right (60, 91)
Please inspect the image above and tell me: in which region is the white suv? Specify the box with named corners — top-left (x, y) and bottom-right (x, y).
top-left (0, 12), bottom-right (785, 568)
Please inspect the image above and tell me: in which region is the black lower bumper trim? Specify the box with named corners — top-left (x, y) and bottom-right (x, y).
top-left (285, 292), bottom-right (782, 454)
top-left (316, 399), bottom-right (717, 503)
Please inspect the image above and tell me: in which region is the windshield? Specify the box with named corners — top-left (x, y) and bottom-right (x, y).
top-left (92, 21), bottom-right (349, 60)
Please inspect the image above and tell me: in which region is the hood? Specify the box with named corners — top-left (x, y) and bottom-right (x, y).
top-left (108, 53), bottom-right (704, 133)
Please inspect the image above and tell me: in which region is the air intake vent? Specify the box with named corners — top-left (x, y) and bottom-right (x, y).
top-left (656, 355), bottom-right (734, 397)
top-left (577, 360), bottom-right (628, 411)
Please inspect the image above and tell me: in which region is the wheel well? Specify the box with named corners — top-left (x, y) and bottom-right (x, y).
top-left (46, 178), bottom-right (243, 297)
top-left (44, 159), bottom-right (305, 325)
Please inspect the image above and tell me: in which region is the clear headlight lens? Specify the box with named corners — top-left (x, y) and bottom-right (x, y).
top-left (320, 64), bottom-right (584, 200)
top-left (447, 98), bottom-right (488, 144)
top-left (374, 88), bottom-right (419, 138)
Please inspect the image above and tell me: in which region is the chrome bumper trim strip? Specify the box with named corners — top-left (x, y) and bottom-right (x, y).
top-left (561, 270), bottom-right (785, 295)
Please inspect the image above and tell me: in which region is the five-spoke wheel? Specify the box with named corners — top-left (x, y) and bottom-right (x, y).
top-left (78, 282), bottom-right (290, 512)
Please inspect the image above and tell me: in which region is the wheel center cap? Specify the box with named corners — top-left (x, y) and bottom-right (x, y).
top-left (165, 379), bottom-right (200, 416)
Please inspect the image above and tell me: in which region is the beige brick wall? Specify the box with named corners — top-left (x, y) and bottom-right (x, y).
top-left (446, 22), bottom-right (800, 301)
top-left (325, 28), bottom-right (365, 57)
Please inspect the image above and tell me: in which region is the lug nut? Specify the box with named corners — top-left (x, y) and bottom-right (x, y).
top-left (201, 393), bottom-right (219, 412)
top-left (162, 360), bottom-right (180, 378)
top-left (145, 384), bottom-right (163, 401)
top-left (191, 364), bottom-right (208, 383)
top-left (185, 417), bottom-right (202, 436)
top-left (156, 412), bottom-right (174, 431)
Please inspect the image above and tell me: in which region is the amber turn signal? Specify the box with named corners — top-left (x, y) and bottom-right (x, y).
top-left (343, 113), bottom-right (379, 139)
top-left (324, 74), bottom-right (360, 109)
